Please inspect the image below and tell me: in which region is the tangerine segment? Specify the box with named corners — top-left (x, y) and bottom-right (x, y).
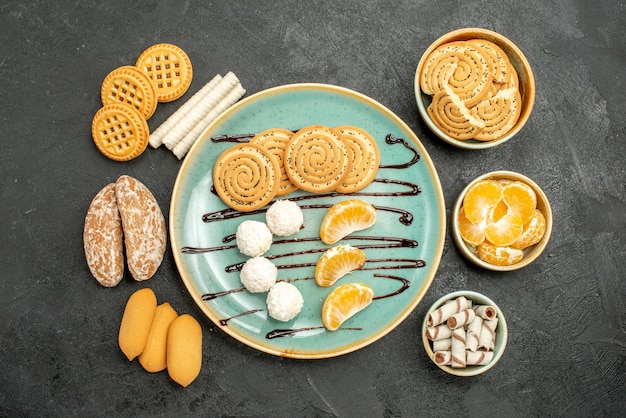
top-left (502, 181), bottom-right (537, 224)
top-left (315, 245), bottom-right (366, 287)
top-left (462, 180), bottom-right (503, 223)
top-left (477, 242), bottom-right (524, 266)
top-left (510, 209), bottom-right (546, 250)
top-left (319, 199), bottom-right (376, 245)
top-left (458, 205), bottom-right (486, 246)
top-left (321, 283), bottom-right (374, 331)
top-left (484, 213), bottom-right (524, 246)
top-left (488, 199), bottom-right (509, 223)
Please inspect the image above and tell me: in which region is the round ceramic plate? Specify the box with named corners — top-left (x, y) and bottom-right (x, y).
top-left (170, 83), bottom-right (446, 359)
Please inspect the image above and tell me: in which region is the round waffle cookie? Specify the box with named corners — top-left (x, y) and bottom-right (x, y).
top-left (91, 104), bottom-right (149, 161)
top-left (100, 65), bottom-right (158, 120)
top-left (284, 125), bottom-right (349, 193)
top-left (213, 143), bottom-right (281, 212)
top-left (250, 128), bottom-right (298, 196)
top-left (136, 43), bottom-right (193, 102)
top-left (334, 126), bottom-right (380, 193)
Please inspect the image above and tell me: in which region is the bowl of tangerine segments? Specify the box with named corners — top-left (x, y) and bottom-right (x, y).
top-left (451, 171), bottom-right (552, 271)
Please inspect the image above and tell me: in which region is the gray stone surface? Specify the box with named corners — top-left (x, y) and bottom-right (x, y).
top-left (1, 0), bottom-right (624, 416)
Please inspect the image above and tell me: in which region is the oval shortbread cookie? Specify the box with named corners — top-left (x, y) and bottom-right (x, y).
top-left (91, 103), bottom-right (149, 162)
top-left (213, 143), bottom-right (281, 212)
top-left (101, 65), bottom-right (158, 119)
top-left (284, 125), bottom-right (349, 193)
top-left (250, 128), bottom-right (298, 196)
top-left (83, 183), bottom-right (124, 287)
top-left (115, 175), bottom-right (166, 281)
top-left (334, 126), bottom-right (380, 194)
top-left (136, 43), bottom-right (193, 103)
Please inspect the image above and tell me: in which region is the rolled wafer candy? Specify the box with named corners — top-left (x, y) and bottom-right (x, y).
top-left (432, 338), bottom-right (452, 352)
top-left (451, 328), bottom-right (466, 368)
top-left (426, 324), bottom-right (453, 341)
top-left (474, 305), bottom-right (497, 320)
top-left (427, 91), bottom-right (485, 140)
top-left (465, 315), bottom-right (483, 352)
top-left (212, 143), bottom-right (281, 212)
top-left (466, 350), bottom-right (494, 366)
top-left (478, 318), bottom-right (498, 351)
top-left (250, 128), bottom-right (298, 196)
top-left (434, 351), bottom-right (452, 366)
top-left (446, 308), bottom-right (476, 329)
top-left (284, 125), bottom-right (349, 193)
top-left (427, 296), bottom-right (470, 327)
top-left (471, 87), bottom-right (521, 141)
top-left (148, 74), bottom-right (222, 148)
top-left (334, 126), bottom-right (380, 194)
top-left (162, 71), bottom-right (240, 150)
top-left (173, 82), bottom-right (246, 159)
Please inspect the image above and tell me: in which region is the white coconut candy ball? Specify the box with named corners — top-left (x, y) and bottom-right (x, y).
top-left (265, 200), bottom-right (304, 236)
top-left (240, 256), bottom-right (277, 293)
top-left (236, 220), bottom-right (273, 257)
top-left (266, 282), bottom-right (304, 322)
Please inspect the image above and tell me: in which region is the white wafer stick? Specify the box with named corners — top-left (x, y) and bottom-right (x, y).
top-left (149, 74), bottom-right (223, 148)
top-left (427, 296), bottom-right (470, 327)
top-left (426, 324), bottom-right (453, 341)
top-left (172, 83), bottom-right (246, 159)
top-left (432, 338), bottom-right (452, 352)
top-left (465, 316), bottom-right (483, 351)
top-left (451, 328), bottom-right (466, 368)
top-left (478, 318), bottom-right (498, 351)
top-left (466, 350), bottom-right (494, 366)
top-left (447, 308), bottom-right (476, 329)
top-left (474, 305), bottom-right (497, 320)
top-left (162, 72), bottom-right (241, 150)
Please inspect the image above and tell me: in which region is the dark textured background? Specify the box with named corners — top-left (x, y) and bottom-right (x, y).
top-left (1, 1), bottom-right (625, 416)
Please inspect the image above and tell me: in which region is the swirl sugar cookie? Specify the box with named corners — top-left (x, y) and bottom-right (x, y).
top-left (427, 91), bottom-right (485, 140)
top-left (136, 43), bottom-right (193, 102)
top-left (250, 128), bottom-right (298, 196)
top-left (334, 126), bottom-right (380, 193)
top-left (101, 65), bottom-right (158, 120)
top-left (213, 143), bottom-right (281, 211)
top-left (284, 125), bottom-right (349, 193)
top-left (472, 87), bottom-right (521, 141)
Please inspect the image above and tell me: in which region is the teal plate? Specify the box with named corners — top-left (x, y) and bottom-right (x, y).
top-left (170, 83), bottom-right (446, 359)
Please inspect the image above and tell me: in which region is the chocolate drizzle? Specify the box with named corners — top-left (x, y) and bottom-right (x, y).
top-left (185, 131), bottom-right (429, 339)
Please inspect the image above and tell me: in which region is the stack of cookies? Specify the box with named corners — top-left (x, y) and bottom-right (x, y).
top-left (419, 39), bottom-right (521, 142)
top-left (212, 124), bottom-right (380, 212)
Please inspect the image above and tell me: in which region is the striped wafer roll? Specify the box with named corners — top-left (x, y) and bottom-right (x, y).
top-left (250, 128), bottom-right (298, 196)
top-left (465, 316), bottom-right (483, 351)
top-left (474, 305), bottom-right (497, 320)
top-left (434, 351), bottom-right (452, 366)
top-left (471, 87), bottom-right (521, 141)
top-left (427, 91), bottom-right (485, 140)
top-left (451, 328), bottom-right (466, 368)
top-left (432, 338), bottom-right (452, 352)
top-left (426, 324), bottom-right (453, 341)
top-left (334, 126), bottom-right (380, 193)
top-left (427, 296), bottom-right (470, 327)
top-left (212, 143), bottom-right (280, 212)
top-left (284, 125), bottom-right (349, 193)
top-left (466, 350), bottom-right (494, 366)
top-left (478, 318), bottom-right (498, 351)
top-left (446, 308), bottom-right (476, 329)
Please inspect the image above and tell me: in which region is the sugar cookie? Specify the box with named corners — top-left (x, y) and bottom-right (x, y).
top-left (250, 128), bottom-right (298, 196)
top-left (136, 43), bottom-right (193, 102)
top-left (334, 126), bottom-right (380, 193)
top-left (213, 143), bottom-right (281, 212)
top-left (91, 104), bottom-right (149, 161)
top-left (284, 125), bottom-right (349, 193)
top-left (101, 65), bottom-right (158, 119)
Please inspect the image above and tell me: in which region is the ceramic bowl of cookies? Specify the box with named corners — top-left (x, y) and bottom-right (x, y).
top-left (414, 28), bottom-right (535, 149)
top-left (422, 290), bottom-right (507, 376)
top-left (451, 170), bottom-right (552, 271)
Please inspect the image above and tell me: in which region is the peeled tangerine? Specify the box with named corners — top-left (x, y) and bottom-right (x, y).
top-left (477, 242), bottom-right (524, 266)
top-left (118, 288), bottom-right (157, 361)
top-left (315, 245), bottom-right (366, 287)
top-left (320, 199), bottom-right (376, 245)
top-left (322, 283), bottom-right (374, 331)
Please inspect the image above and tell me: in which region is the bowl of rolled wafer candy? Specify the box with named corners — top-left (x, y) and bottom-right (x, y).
top-left (422, 291), bottom-right (507, 376)
top-left (414, 28), bottom-right (535, 149)
top-left (451, 171), bottom-right (553, 271)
